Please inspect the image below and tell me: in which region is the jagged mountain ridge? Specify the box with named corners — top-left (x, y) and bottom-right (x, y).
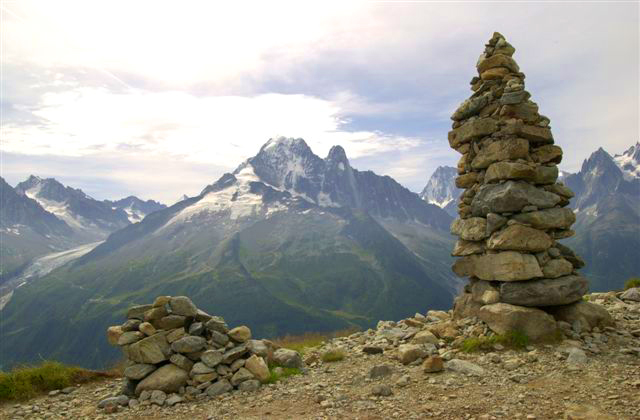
top-left (15, 176), bottom-right (131, 241)
top-left (613, 141), bottom-right (640, 180)
top-left (420, 166), bottom-right (460, 217)
top-left (0, 137), bottom-right (456, 369)
top-left (563, 144), bottom-right (640, 291)
top-left (0, 177), bottom-right (78, 279)
top-left (104, 196), bottom-right (166, 223)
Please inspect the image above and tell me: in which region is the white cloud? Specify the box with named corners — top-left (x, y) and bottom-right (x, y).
top-left (2, 87), bottom-right (420, 165)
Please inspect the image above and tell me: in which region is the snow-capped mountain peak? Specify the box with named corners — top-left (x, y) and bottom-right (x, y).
top-left (420, 166), bottom-right (460, 217)
top-left (613, 141), bottom-right (640, 180)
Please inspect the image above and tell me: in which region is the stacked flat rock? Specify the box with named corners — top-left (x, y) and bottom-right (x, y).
top-left (448, 32), bottom-right (590, 340)
top-left (105, 296), bottom-right (303, 406)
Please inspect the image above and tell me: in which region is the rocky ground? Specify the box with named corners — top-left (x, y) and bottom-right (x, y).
top-left (2, 289), bottom-right (639, 420)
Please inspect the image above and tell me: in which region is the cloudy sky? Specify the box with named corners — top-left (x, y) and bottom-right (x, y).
top-left (1, 1), bottom-right (638, 203)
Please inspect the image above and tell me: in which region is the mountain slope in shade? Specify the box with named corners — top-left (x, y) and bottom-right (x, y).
top-left (420, 166), bottom-right (460, 217)
top-left (0, 177), bottom-right (78, 279)
top-left (0, 137), bottom-right (455, 369)
top-left (563, 144), bottom-right (640, 291)
top-left (104, 196), bottom-right (166, 223)
top-left (15, 176), bottom-right (131, 241)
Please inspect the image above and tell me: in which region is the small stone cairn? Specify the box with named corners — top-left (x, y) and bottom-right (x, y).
top-left (104, 296), bottom-right (303, 408)
top-left (448, 32), bottom-right (606, 340)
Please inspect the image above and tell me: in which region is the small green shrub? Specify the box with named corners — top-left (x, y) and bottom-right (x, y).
top-left (264, 364), bottom-right (302, 384)
top-left (0, 361), bottom-right (114, 401)
top-left (624, 277), bottom-right (640, 290)
top-left (321, 349), bottom-right (346, 363)
top-left (460, 330), bottom-right (530, 353)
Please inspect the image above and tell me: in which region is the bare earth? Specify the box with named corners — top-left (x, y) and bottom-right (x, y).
top-left (2, 292), bottom-right (639, 420)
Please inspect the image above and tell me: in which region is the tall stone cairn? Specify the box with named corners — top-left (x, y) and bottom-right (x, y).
top-left (449, 32), bottom-right (590, 340)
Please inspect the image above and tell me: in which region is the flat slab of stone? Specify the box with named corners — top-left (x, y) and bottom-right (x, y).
top-left (459, 252), bottom-right (543, 281)
top-left (471, 181), bottom-right (561, 216)
top-left (451, 217), bottom-right (488, 241)
top-left (511, 208), bottom-right (575, 229)
top-left (543, 300), bottom-right (613, 331)
top-left (487, 224), bottom-right (552, 252)
top-left (127, 332), bottom-right (172, 364)
top-left (470, 138), bottom-right (529, 169)
top-left (478, 303), bottom-right (557, 341)
top-left (135, 364), bottom-right (189, 395)
top-left (448, 118), bottom-right (498, 148)
top-left (500, 275), bottom-right (588, 307)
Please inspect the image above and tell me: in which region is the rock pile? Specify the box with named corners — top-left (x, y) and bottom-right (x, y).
top-left (104, 296), bottom-right (303, 410)
top-left (447, 32), bottom-right (607, 339)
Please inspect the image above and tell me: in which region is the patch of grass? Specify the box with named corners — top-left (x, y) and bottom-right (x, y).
top-left (0, 361), bottom-right (115, 401)
top-left (263, 364), bottom-right (302, 384)
top-left (460, 330), bottom-right (530, 353)
top-left (271, 327), bottom-right (359, 355)
top-left (321, 349), bottom-right (346, 363)
top-left (624, 277), bottom-right (640, 290)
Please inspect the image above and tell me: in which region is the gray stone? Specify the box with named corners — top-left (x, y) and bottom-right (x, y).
top-left (205, 316), bottom-right (229, 333)
top-left (471, 181), bottom-right (561, 216)
top-left (566, 348), bottom-right (587, 365)
top-left (621, 287), bottom-right (640, 302)
top-left (157, 315), bottom-right (186, 330)
top-left (471, 280), bottom-right (500, 305)
top-left (363, 346), bottom-right (384, 355)
top-left (485, 161), bottom-right (536, 183)
top-left (223, 344), bottom-right (249, 364)
top-left (371, 384), bottom-right (393, 396)
top-left (210, 330), bottom-right (230, 346)
top-left (412, 330), bottom-right (439, 345)
top-left (487, 224), bottom-right (552, 252)
top-left (458, 252), bottom-right (543, 281)
top-left (127, 304), bottom-right (153, 320)
top-left (117, 331), bottom-right (145, 346)
top-left (532, 145), bottom-right (563, 164)
top-left (398, 344), bottom-right (427, 365)
top-left (166, 394), bottom-right (183, 406)
top-left (98, 395), bottom-right (130, 408)
top-left (452, 293), bottom-right (483, 319)
top-left (188, 322), bottom-right (204, 336)
top-left (247, 339), bottom-right (269, 357)
top-left (478, 303), bottom-right (557, 341)
top-left (127, 332), bottom-right (172, 364)
top-left (511, 208), bottom-right (576, 230)
top-left (166, 327), bottom-right (186, 343)
top-left (150, 390), bottom-right (166, 406)
top-left (244, 354), bottom-right (270, 382)
top-left (169, 296), bottom-right (198, 317)
top-left (445, 359), bottom-right (485, 376)
top-left (230, 367), bottom-right (255, 386)
top-left (542, 258), bottom-right (574, 278)
top-left (121, 319), bottom-right (142, 332)
top-left (206, 379), bottom-right (233, 397)
top-left (471, 138), bottom-right (529, 169)
top-left (191, 362), bottom-right (216, 375)
top-left (201, 350), bottom-right (224, 368)
top-left (544, 301), bottom-right (613, 331)
top-left (135, 364), bottom-right (189, 395)
top-left (534, 165), bottom-right (559, 185)
top-left (170, 353), bottom-right (194, 372)
top-left (369, 365), bottom-right (393, 379)
top-left (448, 118), bottom-right (499, 148)
top-left (171, 336), bottom-right (206, 354)
top-left (451, 217), bottom-right (488, 241)
top-left (238, 379), bottom-right (261, 392)
top-left (452, 239), bottom-right (485, 256)
top-left (452, 93), bottom-right (490, 121)
top-left (500, 275), bottom-right (588, 307)
top-left (272, 348), bottom-right (303, 368)
top-left (124, 364), bottom-right (156, 380)
top-left (486, 212), bottom-right (508, 235)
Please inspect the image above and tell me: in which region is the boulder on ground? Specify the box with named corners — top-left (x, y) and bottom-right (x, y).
top-left (272, 348), bottom-right (303, 369)
top-left (135, 364), bottom-right (188, 395)
top-left (478, 303), bottom-right (557, 341)
top-left (543, 300), bottom-right (613, 331)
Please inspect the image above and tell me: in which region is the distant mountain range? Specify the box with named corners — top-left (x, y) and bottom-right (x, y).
top-left (0, 137), bottom-right (456, 369)
top-left (420, 142), bottom-right (640, 292)
top-left (0, 176), bottom-right (165, 281)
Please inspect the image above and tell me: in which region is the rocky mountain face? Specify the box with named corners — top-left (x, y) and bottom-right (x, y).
top-left (0, 138), bottom-right (456, 369)
top-left (105, 196), bottom-right (166, 224)
top-left (15, 176), bottom-right (131, 242)
top-left (563, 145), bottom-right (640, 291)
top-left (420, 166), bottom-right (460, 217)
top-left (0, 177), bottom-right (77, 279)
